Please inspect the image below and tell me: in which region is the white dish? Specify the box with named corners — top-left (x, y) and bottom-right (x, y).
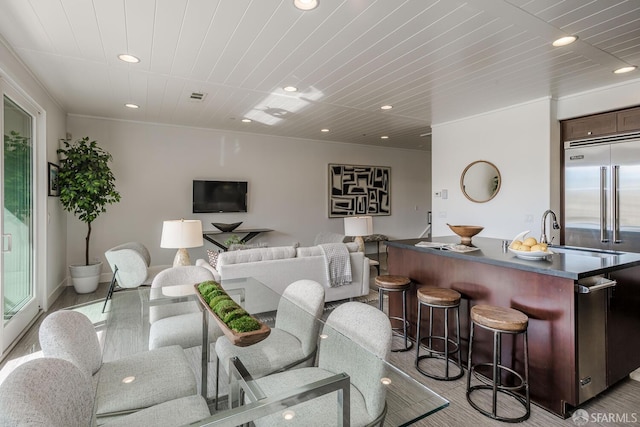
top-left (508, 247), bottom-right (553, 260)
top-left (508, 230), bottom-right (553, 259)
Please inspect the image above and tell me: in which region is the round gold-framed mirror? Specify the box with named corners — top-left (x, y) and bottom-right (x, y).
top-left (460, 160), bottom-right (501, 203)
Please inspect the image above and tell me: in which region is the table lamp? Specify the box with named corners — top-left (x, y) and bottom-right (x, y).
top-left (344, 216), bottom-right (373, 252)
top-left (161, 219), bottom-right (203, 267)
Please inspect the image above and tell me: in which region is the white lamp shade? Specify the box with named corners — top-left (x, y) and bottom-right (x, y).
top-left (344, 216), bottom-right (373, 237)
top-left (161, 219), bottom-right (203, 249)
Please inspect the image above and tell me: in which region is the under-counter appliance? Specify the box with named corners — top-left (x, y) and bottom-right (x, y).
top-left (575, 276), bottom-right (616, 404)
top-left (564, 135), bottom-right (640, 252)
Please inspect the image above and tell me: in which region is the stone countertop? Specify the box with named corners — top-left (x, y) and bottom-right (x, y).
top-left (386, 236), bottom-right (640, 280)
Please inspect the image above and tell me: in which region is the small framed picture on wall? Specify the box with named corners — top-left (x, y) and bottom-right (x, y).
top-left (48, 162), bottom-right (60, 197)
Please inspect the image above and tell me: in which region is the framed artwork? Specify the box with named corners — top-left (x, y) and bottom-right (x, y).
top-left (48, 162), bottom-right (60, 197)
top-left (328, 163), bottom-right (391, 217)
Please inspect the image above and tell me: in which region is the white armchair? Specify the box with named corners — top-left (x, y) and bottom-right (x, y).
top-left (215, 280), bottom-right (325, 404)
top-left (0, 357), bottom-right (210, 427)
top-left (148, 265), bottom-right (223, 350)
top-left (103, 242), bottom-right (170, 312)
top-left (39, 310), bottom-right (199, 421)
top-left (250, 302), bottom-right (392, 426)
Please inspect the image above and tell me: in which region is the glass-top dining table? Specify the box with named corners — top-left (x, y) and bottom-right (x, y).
top-left (103, 277), bottom-right (448, 426)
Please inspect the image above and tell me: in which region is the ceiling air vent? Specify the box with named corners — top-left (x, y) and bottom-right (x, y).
top-left (189, 92), bottom-right (206, 102)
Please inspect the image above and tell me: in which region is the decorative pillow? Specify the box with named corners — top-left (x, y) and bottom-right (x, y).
top-left (206, 249), bottom-right (220, 270)
top-left (228, 242), bottom-right (268, 251)
top-left (296, 242), bottom-right (360, 257)
top-left (217, 246), bottom-right (296, 266)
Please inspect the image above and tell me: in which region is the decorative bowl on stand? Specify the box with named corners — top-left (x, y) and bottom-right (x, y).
top-left (212, 222), bottom-right (243, 232)
top-left (447, 224), bottom-right (484, 245)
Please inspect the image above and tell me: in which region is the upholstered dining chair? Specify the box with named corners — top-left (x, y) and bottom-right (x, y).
top-left (0, 357), bottom-right (210, 427)
top-left (103, 242), bottom-right (170, 312)
top-left (38, 310), bottom-right (198, 421)
top-left (248, 301), bottom-right (392, 427)
top-left (215, 279), bottom-right (325, 402)
top-left (148, 265), bottom-right (223, 350)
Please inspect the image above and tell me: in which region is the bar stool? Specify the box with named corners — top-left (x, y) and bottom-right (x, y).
top-left (415, 287), bottom-right (463, 380)
top-left (467, 304), bottom-right (530, 422)
top-left (375, 275), bottom-right (413, 352)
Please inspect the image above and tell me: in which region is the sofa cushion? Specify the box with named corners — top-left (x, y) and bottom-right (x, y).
top-left (217, 246), bottom-right (296, 266)
top-left (296, 242), bottom-right (359, 258)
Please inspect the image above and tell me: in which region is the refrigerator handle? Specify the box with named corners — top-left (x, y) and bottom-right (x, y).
top-left (600, 166), bottom-right (608, 243)
top-left (613, 165), bottom-right (621, 243)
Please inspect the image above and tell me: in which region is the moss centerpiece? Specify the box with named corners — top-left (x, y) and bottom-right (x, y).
top-left (196, 281), bottom-right (269, 345)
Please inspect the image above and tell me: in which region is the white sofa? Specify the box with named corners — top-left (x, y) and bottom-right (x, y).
top-left (196, 243), bottom-right (370, 302)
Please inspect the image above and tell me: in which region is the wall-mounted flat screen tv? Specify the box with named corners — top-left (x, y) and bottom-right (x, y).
top-left (193, 180), bottom-right (248, 213)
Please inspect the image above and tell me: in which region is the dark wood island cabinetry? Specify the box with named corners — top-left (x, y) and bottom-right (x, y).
top-left (386, 237), bottom-right (640, 418)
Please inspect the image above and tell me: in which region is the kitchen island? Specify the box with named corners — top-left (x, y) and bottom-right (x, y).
top-left (385, 236), bottom-right (640, 418)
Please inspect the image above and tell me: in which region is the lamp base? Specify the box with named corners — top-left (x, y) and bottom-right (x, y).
top-left (354, 236), bottom-right (365, 253)
top-left (173, 248), bottom-right (191, 267)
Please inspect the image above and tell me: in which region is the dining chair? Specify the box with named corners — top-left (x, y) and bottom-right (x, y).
top-left (0, 357), bottom-right (210, 427)
top-left (38, 310), bottom-right (198, 421)
top-left (103, 242), bottom-right (171, 312)
top-left (148, 265), bottom-right (223, 350)
top-left (215, 279), bottom-right (325, 401)
top-left (249, 301), bottom-right (392, 426)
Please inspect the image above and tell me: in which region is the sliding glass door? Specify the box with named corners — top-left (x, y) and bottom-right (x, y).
top-left (2, 90), bottom-right (38, 354)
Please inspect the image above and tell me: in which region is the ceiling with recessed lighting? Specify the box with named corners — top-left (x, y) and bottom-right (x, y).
top-left (0, 0), bottom-right (638, 151)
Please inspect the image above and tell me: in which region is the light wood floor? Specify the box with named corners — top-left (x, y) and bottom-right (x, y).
top-left (2, 255), bottom-right (639, 426)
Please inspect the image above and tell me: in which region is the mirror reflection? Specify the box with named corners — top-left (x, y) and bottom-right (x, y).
top-left (460, 160), bottom-right (501, 203)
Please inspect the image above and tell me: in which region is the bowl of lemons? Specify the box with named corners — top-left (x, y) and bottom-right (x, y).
top-left (508, 231), bottom-right (553, 260)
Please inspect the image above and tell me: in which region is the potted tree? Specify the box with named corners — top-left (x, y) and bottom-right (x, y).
top-left (57, 137), bottom-right (121, 293)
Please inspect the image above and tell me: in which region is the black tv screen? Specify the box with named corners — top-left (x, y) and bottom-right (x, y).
top-left (193, 180), bottom-right (248, 213)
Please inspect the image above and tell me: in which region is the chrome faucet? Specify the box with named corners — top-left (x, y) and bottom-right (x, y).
top-left (540, 209), bottom-right (560, 245)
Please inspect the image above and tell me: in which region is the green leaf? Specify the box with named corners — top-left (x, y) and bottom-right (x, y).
top-left (57, 137), bottom-right (121, 264)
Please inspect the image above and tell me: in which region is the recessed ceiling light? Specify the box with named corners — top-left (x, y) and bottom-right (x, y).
top-left (293, 0), bottom-right (318, 11)
top-left (283, 86), bottom-right (298, 92)
top-left (380, 105), bottom-right (393, 110)
top-left (122, 376), bottom-right (136, 384)
top-left (321, 128), bottom-right (329, 132)
top-left (613, 65), bottom-right (637, 74)
top-left (118, 54), bottom-right (140, 63)
top-left (241, 118), bottom-right (252, 123)
top-left (380, 377), bottom-right (392, 385)
top-left (552, 36), bottom-right (577, 47)
top-left (125, 103), bottom-right (139, 109)
top-left (380, 136), bottom-right (389, 139)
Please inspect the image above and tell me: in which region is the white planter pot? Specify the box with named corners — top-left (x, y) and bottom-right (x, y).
top-left (69, 262), bottom-right (102, 294)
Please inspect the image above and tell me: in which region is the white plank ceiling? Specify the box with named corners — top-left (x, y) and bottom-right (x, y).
top-left (0, 0), bottom-right (638, 150)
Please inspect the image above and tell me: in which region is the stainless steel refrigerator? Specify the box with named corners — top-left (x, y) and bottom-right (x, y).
top-left (565, 135), bottom-right (640, 391)
top-left (564, 137), bottom-right (640, 253)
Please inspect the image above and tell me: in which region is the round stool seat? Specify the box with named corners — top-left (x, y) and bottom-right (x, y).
top-left (471, 305), bottom-right (528, 332)
top-left (417, 287), bottom-right (461, 307)
top-left (375, 275), bottom-right (411, 290)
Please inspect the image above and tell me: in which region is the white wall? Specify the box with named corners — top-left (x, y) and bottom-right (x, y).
top-left (67, 116), bottom-right (431, 277)
top-left (557, 78), bottom-right (640, 120)
top-left (431, 98), bottom-right (560, 242)
top-left (0, 38), bottom-right (68, 310)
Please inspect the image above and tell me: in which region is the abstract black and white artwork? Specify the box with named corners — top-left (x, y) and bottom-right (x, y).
top-left (328, 164), bottom-right (391, 217)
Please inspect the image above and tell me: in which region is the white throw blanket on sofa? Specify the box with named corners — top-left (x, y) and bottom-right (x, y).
top-left (319, 243), bottom-right (352, 287)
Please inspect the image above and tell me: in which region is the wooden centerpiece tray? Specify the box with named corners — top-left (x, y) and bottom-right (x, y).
top-left (194, 284), bottom-right (270, 347)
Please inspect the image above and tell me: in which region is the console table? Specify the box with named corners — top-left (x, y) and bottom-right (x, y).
top-left (203, 228), bottom-right (273, 251)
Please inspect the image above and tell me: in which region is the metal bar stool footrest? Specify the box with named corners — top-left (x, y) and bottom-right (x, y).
top-left (466, 384), bottom-right (530, 423)
top-left (389, 316), bottom-right (413, 352)
top-left (416, 335), bottom-right (463, 380)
